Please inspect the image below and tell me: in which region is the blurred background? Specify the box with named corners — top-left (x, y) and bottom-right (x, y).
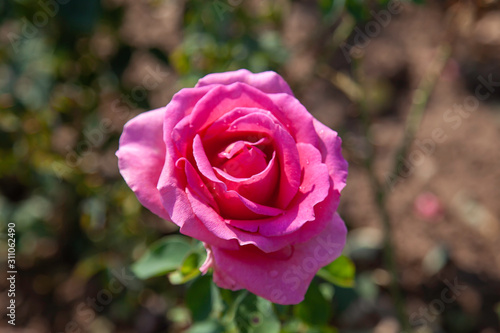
top-left (1, 0), bottom-right (500, 332)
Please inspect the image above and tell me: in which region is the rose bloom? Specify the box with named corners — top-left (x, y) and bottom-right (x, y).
top-left (116, 69), bottom-right (348, 304)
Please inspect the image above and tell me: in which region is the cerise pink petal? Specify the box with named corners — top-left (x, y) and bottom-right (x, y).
top-left (208, 213), bottom-right (347, 304)
top-left (116, 108), bottom-right (170, 221)
top-left (195, 69), bottom-right (294, 95)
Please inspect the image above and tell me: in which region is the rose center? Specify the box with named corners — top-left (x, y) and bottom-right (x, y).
top-left (218, 142), bottom-right (268, 178)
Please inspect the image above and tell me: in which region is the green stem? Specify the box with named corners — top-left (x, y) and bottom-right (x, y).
top-left (353, 44), bottom-right (450, 332)
top-left (353, 58), bottom-right (411, 332)
top-left (221, 290), bottom-right (248, 332)
top-left (316, 12), bottom-right (452, 332)
top-left (389, 45), bottom-right (451, 184)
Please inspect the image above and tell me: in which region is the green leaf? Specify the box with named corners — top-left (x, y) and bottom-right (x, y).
top-left (273, 303), bottom-right (291, 321)
top-left (186, 274), bottom-right (214, 321)
top-left (307, 327), bottom-right (339, 333)
top-left (294, 281), bottom-right (332, 327)
top-left (235, 293), bottom-right (280, 333)
top-left (131, 236), bottom-right (192, 279)
top-left (317, 255), bottom-right (356, 288)
top-left (167, 306), bottom-right (191, 326)
top-left (168, 251), bottom-right (205, 285)
top-left (187, 319), bottom-right (225, 333)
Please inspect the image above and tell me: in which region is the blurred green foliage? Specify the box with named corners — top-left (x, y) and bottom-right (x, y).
top-left (131, 236), bottom-right (201, 280)
top-left (317, 255), bottom-right (356, 288)
top-left (172, 0), bottom-right (288, 87)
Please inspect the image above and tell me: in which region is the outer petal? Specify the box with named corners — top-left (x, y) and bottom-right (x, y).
top-left (200, 245), bottom-right (240, 290)
top-left (116, 107), bottom-right (170, 221)
top-left (313, 119), bottom-right (348, 193)
top-left (195, 69), bottom-right (294, 95)
top-left (267, 93), bottom-right (319, 147)
top-left (209, 213), bottom-right (347, 305)
top-left (165, 86), bottom-right (212, 158)
top-left (158, 86), bottom-right (212, 227)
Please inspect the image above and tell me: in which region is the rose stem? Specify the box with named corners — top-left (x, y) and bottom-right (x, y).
top-left (358, 42), bottom-right (451, 332)
top-left (319, 40), bottom-right (450, 330)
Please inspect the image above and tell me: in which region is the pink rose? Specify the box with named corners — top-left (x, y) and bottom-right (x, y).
top-left (116, 69), bottom-right (348, 304)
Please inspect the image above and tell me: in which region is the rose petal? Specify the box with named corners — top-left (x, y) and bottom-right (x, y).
top-left (228, 143), bottom-right (330, 236)
top-left (177, 157), bottom-right (218, 211)
top-left (200, 246), bottom-right (239, 290)
top-left (192, 135), bottom-right (283, 219)
top-left (186, 160), bottom-right (339, 254)
top-left (172, 83), bottom-right (281, 155)
top-left (155, 87), bottom-right (240, 250)
top-left (213, 151), bottom-right (279, 206)
top-left (267, 93), bottom-right (319, 147)
top-left (313, 119), bottom-right (348, 194)
top-left (216, 138), bottom-right (267, 160)
top-left (225, 112), bottom-right (301, 209)
top-left (158, 156), bottom-right (239, 250)
top-left (208, 213), bottom-right (347, 304)
top-left (195, 69), bottom-right (294, 95)
top-left (158, 86), bottom-right (212, 223)
top-left (219, 145), bottom-right (267, 178)
top-left (116, 107), bottom-right (170, 220)
top-left (163, 86), bottom-right (212, 159)
top-left (202, 107), bottom-right (278, 144)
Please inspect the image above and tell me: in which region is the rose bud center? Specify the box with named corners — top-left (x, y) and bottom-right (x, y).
top-left (218, 142), bottom-right (267, 178)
